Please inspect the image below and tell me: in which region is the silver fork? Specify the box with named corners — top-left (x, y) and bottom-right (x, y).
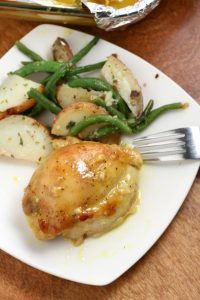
top-left (132, 126), bottom-right (200, 162)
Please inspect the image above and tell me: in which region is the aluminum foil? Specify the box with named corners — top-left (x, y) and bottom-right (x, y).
top-left (2, 0), bottom-right (160, 30)
top-left (82, 0), bottom-right (161, 30)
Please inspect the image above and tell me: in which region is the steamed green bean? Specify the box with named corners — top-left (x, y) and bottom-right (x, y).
top-left (67, 77), bottom-right (129, 116)
top-left (70, 37), bottom-right (99, 65)
top-left (69, 115), bottom-right (132, 136)
top-left (132, 102), bottom-right (185, 134)
top-left (28, 89), bottom-right (61, 114)
top-left (16, 41), bottom-right (44, 61)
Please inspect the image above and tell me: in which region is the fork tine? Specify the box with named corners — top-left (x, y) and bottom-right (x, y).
top-left (142, 154), bottom-right (186, 162)
top-left (135, 140), bottom-right (185, 150)
top-left (141, 147), bottom-right (185, 156)
top-left (130, 126), bottom-right (200, 162)
top-left (132, 132), bottom-right (185, 145)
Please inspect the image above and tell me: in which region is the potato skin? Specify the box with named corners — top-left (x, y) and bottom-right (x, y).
top-left (101, 55), bottom-right (143, 118)
top-left (0, 75), bottom-right (43, 120)
top-left (22, 142), bottom-right (142, 244)
top-left (0, 98), bottom-right (36, 120)
top-left (52, 37), bottom-right (73, 62)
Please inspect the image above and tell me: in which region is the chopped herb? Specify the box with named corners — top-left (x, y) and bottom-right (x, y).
top-left (11, 154), bottom-right (15, 158)
top-left (0, 99), bottom-right (8, 104)
top-left (66, 121), bottom-right (75, 129)
top-left (18, 132), bottom-right (24, 146)
top-left (131, 90), bottom-right (140, 97)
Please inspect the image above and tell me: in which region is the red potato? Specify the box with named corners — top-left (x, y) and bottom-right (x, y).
top-left (101, 55), bottom-right (143, 118)
top-left (0, 74), bottom-right (43, 120)
top-left (51, 102), bottom-right (108, 138)
top-left (52, 37), bottom-right (73, 62)
top-left (0, 115), bottom-right (53, 163)
top-left (56, 83), bottom-right (111, 108)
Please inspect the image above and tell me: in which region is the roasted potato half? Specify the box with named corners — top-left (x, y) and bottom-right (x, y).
top-left (0, 74), bottom-right (43, 120)
top-left (0, 115), bottom-right (53, 162)
top-left (51, 102), bottom-right (108, 138)
top-left (101, 55), bottom-right (143, 118)
top-left (52, 37), bottom-right (73, 62)
top-left (56, 84), bottom-right (114, 108)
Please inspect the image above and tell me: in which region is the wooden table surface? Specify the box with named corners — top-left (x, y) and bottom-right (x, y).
top-left (0, 0), bottom-right (200, 299)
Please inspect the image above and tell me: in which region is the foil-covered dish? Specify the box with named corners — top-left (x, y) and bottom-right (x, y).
top-left (84, 0), bottom-right (161, 30)
top-left (0, 0), bottom-right (161, 30)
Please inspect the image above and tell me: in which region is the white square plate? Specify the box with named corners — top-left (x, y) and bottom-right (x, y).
top-left (0, 24), bottom-right (199, 286)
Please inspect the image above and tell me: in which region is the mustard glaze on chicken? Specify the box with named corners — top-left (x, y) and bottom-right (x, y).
top-left (22, 142), bottom-right (142, 245)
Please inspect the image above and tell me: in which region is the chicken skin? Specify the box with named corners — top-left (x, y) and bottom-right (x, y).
top-left (22, 142), bottom-right (142, 245)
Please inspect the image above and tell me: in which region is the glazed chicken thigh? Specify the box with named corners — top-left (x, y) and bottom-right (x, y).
top-left (22, 142), bottom-right (142, 244)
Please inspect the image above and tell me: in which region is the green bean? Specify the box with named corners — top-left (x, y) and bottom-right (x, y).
top-left (65, 76), bottom-right (80, 82)
top-left (69, 115), bottom-right (132, 136)
top-left (40, 74), bottom-right (52, 85)
top-left (67, 77), bottom-right (129, 116)
top-left (45, 64), bottom-right (68, 100)
top-left (67, 61), bottom-right (106, 76)
top-left (66, 75), bottom-right (81, 81)
top-left (28, 88), bottom-right (61, 114)
top-left (86, 102), bottom-right (187, 139)
top-left (21, 61), bottom-right (32, 65)
top-left (13, 60), bottom-right (104, 79)
top-left (70, 37), bottom-right (99, 65)
top-left (27, 103), bottom-right (44, 117)
top-left (132, 102), bottom-right (185, 133)
top-left (87, 126), bottom-right (117, 140)
top-left (127, 117), bottom-right (137, 128)
top-left (143, 99), bottom-right (154, 117)
top-left (67, 77), bottom-right (108, 90)
top-left (13, 60), bottom-right (62, 77)
top-left (16, 41), bottom-right (44, 61)
top-left (115, 95), bottom-right (130, 117)
top-left (94, 98), bottom-right (125, 120)
top-left (127, 100), bottom-right (154, 129)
